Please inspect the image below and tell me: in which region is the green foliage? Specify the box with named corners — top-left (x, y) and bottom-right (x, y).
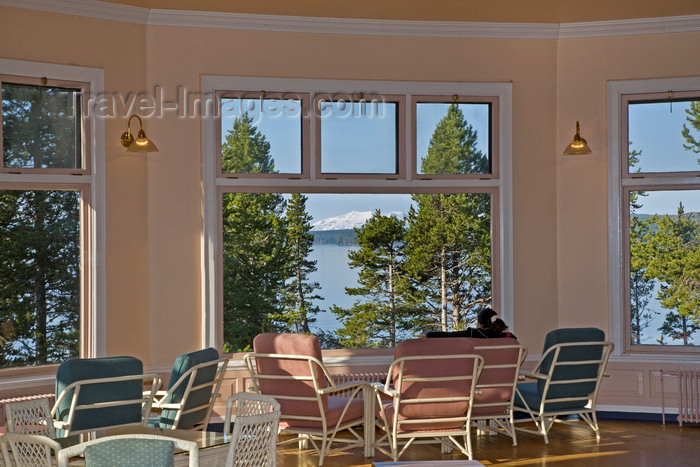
top-left (312, 230), bottom-right (357, 245)
top-left (658, 311), bottom-right (699, 346)
top-left (422, 104), bottom-right (489, 174)
top-left (0, 190), bottom-right (80, 367)
top-left (1, 81), bottom-right (82, 367)
top-left (681, 100), bottom-right (700, 162)
top-left (629, 214), bottom-right (657, 344)
top-left (221, 116), bottom-right (290, 351)
top-left (274, 193), bottom-right (322, 334)
top-left (627, 144), bottom-right (657, 344)
top-left (633, 204), bottom-right (700, 344)
top-left (2, 82), bottom-right (81, 169)
top-left (333, 211), bottom-right (422, 348)
top-left (402, 105), bottom-right (492, 331)
top-left (221, 114), bottom-right (275, 173)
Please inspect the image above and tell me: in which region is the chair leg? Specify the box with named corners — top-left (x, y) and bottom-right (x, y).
top-left (439, 437), bottom-right (452, 454)
top-left (578, 411), bottom-right (601, 439)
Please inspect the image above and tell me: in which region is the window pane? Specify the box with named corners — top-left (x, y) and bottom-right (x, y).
top-left (320, 98), bottom-right (398, 174)
top-left (628, 99), bottom-right (700, 173)
top-left (2, 82), bottom-right (83, 170)
top-left (221, 192), bottom-right (492, 351)
top-left (628, 189), bottom-right (700, 346)
top-left (0, 189), bottom-right (80, 367)
top-left (221, 96), bottom-right (302, 174)
top-left (416, 102), bottom-right (491, 175)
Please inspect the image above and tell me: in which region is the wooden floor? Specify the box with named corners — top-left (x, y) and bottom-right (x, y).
top-left (275, 420), bottom-right (700, 466)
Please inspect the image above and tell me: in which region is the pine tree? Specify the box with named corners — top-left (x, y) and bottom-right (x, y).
top-left (636, 204), bottom-right (700, 344)
top-left (0, 83), bottom-right (81, 367)
top-left (628, 146), bottom-right (657, 344)
top-left (221, 114), bottom-right (289, 351)
top-left (629, 216), bottom-right (656, 344)
top-left (404, 104), bottom-right (492, 331)
top-left (275, 193), bottom-right (322, 334)
top-left (681, 100), bottom-right (700, 163)
top-left (332, 211), bottom-right (419, 348)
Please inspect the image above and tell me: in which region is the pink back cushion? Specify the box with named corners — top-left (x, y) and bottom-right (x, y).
top-left (467, 338), bottom-right (522, 415)
top-left (252, 333), bottom-right (327, 415)
top-left (392, 338), bottom-right (477, 419)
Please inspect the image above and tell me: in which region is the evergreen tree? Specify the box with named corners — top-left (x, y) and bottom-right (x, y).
top-left (681, 100), bottom-right (700, 163)
top-left (221, 115), bottom-right (289, 351)
top-left (658, 311), bottom-right (699, 346)
top-left (0, 83), bottom-right (81, 367)
top-left (275, 193), bottom-right (322, 334)
top-left (636, 204), bottom-right (700, 344)
top-left (629, 217), bottom-right (656, 344)
top-left (332, 211), bottom-right (418, 348)
top-left (404, 104), bottom-right (491, 331)
top-left (628, 146), bottom-right (657, 344)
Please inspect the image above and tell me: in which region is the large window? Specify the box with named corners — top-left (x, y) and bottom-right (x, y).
top-left (0, 61), bottom-right (104, 369)
top-left (203, 77), bottom-right (512, 352)
top-left (610, 78), bottom-right (700, 355)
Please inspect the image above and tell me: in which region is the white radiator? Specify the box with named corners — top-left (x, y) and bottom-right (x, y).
top-left (661, 369), bottom-right (700, 426)
top-left (331, 372), bottom-right (387, 397)
top-left (678, 369), bottom-right (700, 426)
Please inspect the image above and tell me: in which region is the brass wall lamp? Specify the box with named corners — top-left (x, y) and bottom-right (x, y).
top-left (120, 114), bottom-right (158, 152)
top-left (562, 121), bottom-right (592, 155)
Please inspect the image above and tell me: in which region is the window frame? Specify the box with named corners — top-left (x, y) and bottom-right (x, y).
top-left (608, 77), bottom-right (700, 358)
top-left (411, 95), bottom-right (499, 180)
top-left (216, 90), bottom-right (310, 178)
top-left (314, 92), bottom-right (406, 179)
top-left (1, 75), bottom-right (91, 175)
top-left (202, 76), bottom-right (513, 352)
top-left (0, 59), bottom-right (105, 370)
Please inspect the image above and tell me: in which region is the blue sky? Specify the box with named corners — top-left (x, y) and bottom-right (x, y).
top-left (221, 97), bottom-right (699, 220)
top-left (629, 100), bottom-right (700, 215)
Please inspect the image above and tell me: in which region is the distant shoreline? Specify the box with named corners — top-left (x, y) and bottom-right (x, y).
top-left (312, 229), bottom-right (357, 246)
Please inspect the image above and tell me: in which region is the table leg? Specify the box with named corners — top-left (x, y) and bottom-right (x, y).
top-left (364, 383), bottom-right (375, 457)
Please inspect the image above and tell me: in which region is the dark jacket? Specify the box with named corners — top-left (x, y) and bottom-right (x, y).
top-left (425, 327), bottom-right (516, 339)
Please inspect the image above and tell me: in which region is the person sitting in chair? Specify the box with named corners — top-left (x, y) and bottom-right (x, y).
top-left (425, 307), bottom-right (516, 339)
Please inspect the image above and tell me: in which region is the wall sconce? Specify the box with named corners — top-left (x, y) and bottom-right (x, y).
top-left (120, 115), bottom-right (158, 153)
top-left (562, 121), bottom-right (592, 155)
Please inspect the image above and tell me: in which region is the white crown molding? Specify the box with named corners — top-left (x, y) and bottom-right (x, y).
top-left (559, 14), bottom-right (700, 38)
top-left (147, 9), bottom-right (561, 39)
top-left (1, 0), bottom-right (699, 39)
top-left (0, 0), bottom-right (148, 23)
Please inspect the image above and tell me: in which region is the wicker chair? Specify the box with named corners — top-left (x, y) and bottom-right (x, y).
top-left (4, 397), bottom-right (56, 438)
top-left (0, 433), bottom-right (61, 467)
top-left (57, 434), bottom-right (199, 467)
top-left (223, 392), bottom-right (281, 467)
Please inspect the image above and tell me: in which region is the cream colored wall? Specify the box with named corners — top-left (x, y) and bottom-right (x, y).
top-left (556, 32), bottom-right (700, 332)
top-left (143, 26), bottom-right (560, 356)
top-left (1, 4), bottom-right (699, 414)
top-left (100, 0), bottom-right (700, 23)
top-left (0, 6), bottom-right (151, 361)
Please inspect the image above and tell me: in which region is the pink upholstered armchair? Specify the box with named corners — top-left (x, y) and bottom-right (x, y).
top-left (373, 338), bottom-right (484, 462)
top-left (243, 333), bottom-right (370, 466)
top-left (467, 338), bottom-right (528, 446)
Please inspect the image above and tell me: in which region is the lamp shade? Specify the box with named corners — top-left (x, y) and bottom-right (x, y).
top-left (121, 115), bottom-right (158, 153)
top-left (563, 121), bottom-right (592, 155)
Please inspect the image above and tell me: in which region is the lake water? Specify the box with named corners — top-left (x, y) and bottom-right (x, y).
top-left (308, 244), bottom-right (358, 332)
top-left (307, 245), bottom-right (695, 346)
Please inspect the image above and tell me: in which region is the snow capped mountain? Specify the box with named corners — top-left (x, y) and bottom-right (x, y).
top-left (311, 210), bottom-right (404, 231)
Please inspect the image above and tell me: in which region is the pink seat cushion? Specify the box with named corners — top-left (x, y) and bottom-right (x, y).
top-left (282, 396), bottom-right (365, 429)
top-left (379, 400), bottom-right (467, 433)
